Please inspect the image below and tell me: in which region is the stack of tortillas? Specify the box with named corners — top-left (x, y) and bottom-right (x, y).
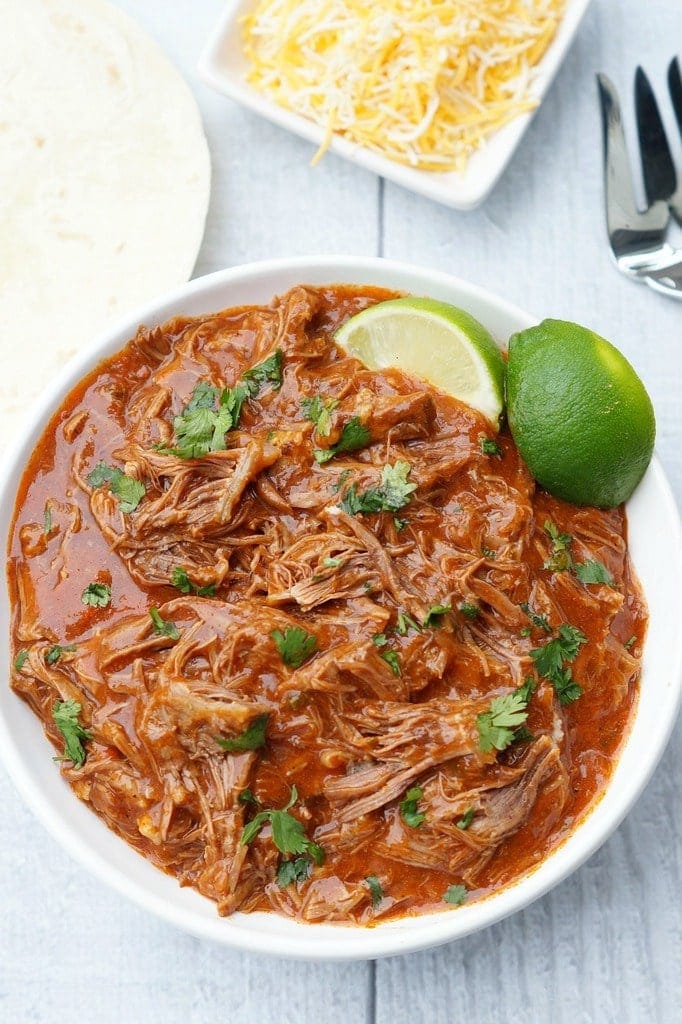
top-left (0, 0), bottom-right (211, 449)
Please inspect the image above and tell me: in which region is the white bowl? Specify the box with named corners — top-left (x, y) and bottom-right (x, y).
top-left (198, 0), bottom-right (593, 210)
top-left (1, 256), bottom-right (680, 961)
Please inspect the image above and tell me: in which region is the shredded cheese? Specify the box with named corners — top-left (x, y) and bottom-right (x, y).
top-left (242, 0), bottom-right (565, 172)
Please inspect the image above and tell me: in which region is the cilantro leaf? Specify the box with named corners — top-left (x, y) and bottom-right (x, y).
top-left (187, 380), bottom-right (219, 410)
top-left (87, 462), bottom-right (145, 513)
top-left (624, 635), bottom-right (637, 651)
top-left (43, 504), bottom-right (52, 534)
top-left (238, 788), bottom-right (260, 807)
top-left (423, 603), bottom-right (451, 628)
top-left (170, 566), bottom-right (215, 597)
top-left (480, 436), bottom-right (502, 457)
top-left (395, 611), bottom-right (421, 636)
top-left (551, 668), bottom-right (583, 706)
top-left (366, 875), bottom-right (385, 908)
top-left (574, 560), bottom-right (614, 586)
top-left (544, 520), bottom-right (573, 571)
top-left (52, 699), bottom-right (92, 769)
top-left (481, 546), bottom-right (497, 560)
top-left (314, 416), bottom-right (371, 463)
top-left (242, 349), bottom-right (283, 395)
top-left (301, 395), bottom-right (339, 438)
top-left (456, 807), bottom-right (474, 830)
top-left (380, 650), bottom-right (401, 676)
top-left (400, 786), bottom-right (425, 828)
top-left (216, 714), bottom-right (269, 753)
top-left (372, 633), bottom-right (388, 647)
top-left (149, 607), bottom-right (180, 640)
top-left (45, 644), bottom-right (76, 665)
top-left (443, 884), bottom-right (468, 906)
top-left (81, 582), bottom-right (111, 608)
top-left (322, 556), bottom-right (341, 569)
top-left (111, 473), bottom-right (146, 514)
top-left (459, 602), bottom-right (480, 621)
top-left (87, 461), bottom-right (115, 487)
top-left (530, 623), bottom-right (587, 704)
top-left (13, 650), bottom-right (28, 671)
top-left (277, 856), bottom-right (312, 888)
top-left (240, 787), bottom-right (325, 874)
top-left (477, 690), bottom-right (530, 753)
top-left (516, 676), bottom-right (537, 704)
top-left (271, 626), bottom-right (317, 668)
top-left (340, 460), bottom-right (416, 516)
top-left (520, 602), bottom-right (551, 633)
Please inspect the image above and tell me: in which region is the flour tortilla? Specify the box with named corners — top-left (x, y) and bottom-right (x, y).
top-left (0, 0), bottom-right (211, 448)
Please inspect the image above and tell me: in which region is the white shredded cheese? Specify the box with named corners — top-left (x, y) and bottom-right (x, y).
top-left (242, 0), bottom-right (565, 172)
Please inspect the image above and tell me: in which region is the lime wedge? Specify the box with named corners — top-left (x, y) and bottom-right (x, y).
top-left (334, 297), bottom-right (505, 427)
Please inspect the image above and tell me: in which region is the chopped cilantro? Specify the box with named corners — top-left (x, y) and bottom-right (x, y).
top-left (271, 626), bottom-right (317, 668)
top-left (456, 807), bottom-right (474, 830)
top-left (238, 788), bottom-right (260, 807)
top-left (240, 786), bottom-right (324, 872)
top-left (372, 633), bottom-right (388, 647)
top-left (149, 607), bottom-right (180, 640)
top-left (13, 650), bottom-right (28, 671)
top-left (87, 461), bottom-right (145, 513)
top-left (481, 546), bottom-right (497, 560)
top-left (516, 676), bottom-right (537, 704)
top-left (544, 520), bottom-right (573, 572)
top-left (170, 566), bottom-right (215, 597)
top-left (400, 786), bottom-right (425, 828)
top-left (624, 635), bottom-right (637, 651)
top-left (242, 350), bottom-right (283, 395)
top-left (477, 689), bottom-right (530, 753)
top-left (530, 623), bottom-right (587, 705)
top-left (366, 875), bottom-right (385, 908)
top-left (459, 602), bottom-right (480, 621)
top-left (393, 516), bottom-right (407, 531)
top-left (332, 469), bottom-right (352, 493)
top-left (52, 699), bottom-right (92, 769)
top-left (395, 611), bottom-right (421, 636)
top-left (480, 436), bottom-right (502, 458)
top-left (574, 560), bottom-right (614, 586)
top-left (340, 460), bottom-right (416, 516)
top-left (216, 714), bottom-right (269, 753)
top-left (81, 582), bottom-right (111, 608)
top-left (276, 856), bottom-right (312, 887)
top-left (520, 626), bottom-right (532, 638)
top-left (301, 395), bottom-right (339, 438)
top-left (314, 416), bottom-right (371, 463)
top-left (45, 644), bottom-right (76, 665)
top-left (322, 556), bottom-right (342, 569)
top-left (520, 602), bottom-right (552, 633)
top-left (43, 504), bottom-right (52, 534)
top-left (380, 650), bottom-right (401, 676)
top-left (423, 603), bottom-right (451, 628)
top-left (443, 884), bottom-right (468, 906)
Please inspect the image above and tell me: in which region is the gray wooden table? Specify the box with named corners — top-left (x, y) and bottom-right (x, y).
top-left (2, 2), bottom-right (681, 1021)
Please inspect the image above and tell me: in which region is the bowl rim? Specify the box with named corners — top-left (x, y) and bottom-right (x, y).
top-left (1, 255), bottom-right (680, 961)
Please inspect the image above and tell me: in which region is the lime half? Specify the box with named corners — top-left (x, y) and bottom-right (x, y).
top-left (335, 297), bottom-right (506, 427)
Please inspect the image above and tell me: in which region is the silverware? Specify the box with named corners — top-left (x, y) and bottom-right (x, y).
top-left (597, 59), bottom-right (682, 300)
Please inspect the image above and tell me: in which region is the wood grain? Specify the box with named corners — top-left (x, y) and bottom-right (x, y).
top-left (1, 0), bottom-right (680, 1021)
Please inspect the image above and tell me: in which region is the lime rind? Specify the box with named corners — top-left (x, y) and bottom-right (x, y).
top-left (335, 297), bottom-right (505, 427)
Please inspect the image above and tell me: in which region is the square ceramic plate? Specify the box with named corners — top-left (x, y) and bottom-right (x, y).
top-left (198, 0), bottom-right (592, 210)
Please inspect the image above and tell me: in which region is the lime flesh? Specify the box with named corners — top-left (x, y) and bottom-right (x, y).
top-left (506, 320), bottom-right (655, 508)
top-left (334, 297), bottom-right (506, 427)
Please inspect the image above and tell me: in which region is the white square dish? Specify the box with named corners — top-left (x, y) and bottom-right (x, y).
top-left (198, 0), bottom-right (593, 210)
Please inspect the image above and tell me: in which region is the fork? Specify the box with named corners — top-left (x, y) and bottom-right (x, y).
top-left (597, 58), bottom-right (682, 300)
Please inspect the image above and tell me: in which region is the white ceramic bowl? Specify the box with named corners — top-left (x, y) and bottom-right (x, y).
top-left (198, 0), bottom-right (593, 210)
top-left (1, 257), bottom-right (680, 961)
